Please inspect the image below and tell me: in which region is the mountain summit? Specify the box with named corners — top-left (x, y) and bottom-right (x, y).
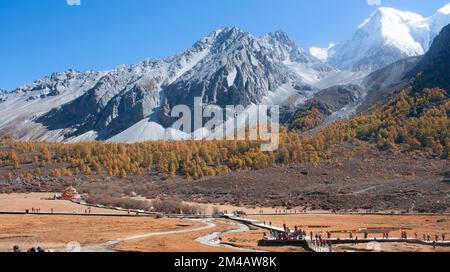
top-left (325, 4), bottom-right (450, 72)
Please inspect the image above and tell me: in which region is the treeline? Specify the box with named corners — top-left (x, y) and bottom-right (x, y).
top-left (0, 87), bottom-right (448, 181)
top-left (315, 87), bottom-right (449, 158)
top-left (0, 130), bottom-right (329, 180)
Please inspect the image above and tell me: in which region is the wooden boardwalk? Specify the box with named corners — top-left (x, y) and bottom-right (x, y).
top-left (224, 214), bottom-right (450, 252)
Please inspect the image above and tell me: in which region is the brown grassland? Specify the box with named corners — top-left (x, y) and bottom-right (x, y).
top-left (0, 214), bottom-right (202, 251)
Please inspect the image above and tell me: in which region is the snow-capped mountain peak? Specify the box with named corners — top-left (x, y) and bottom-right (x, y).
top-left (366, 7), bottom-right (427, 54)
top-left (437, 3), bottom-right (450, 15)
top-left (325, 4), bottom-right (450, 72)
top-left (359, 7), bottom-right (426, 28)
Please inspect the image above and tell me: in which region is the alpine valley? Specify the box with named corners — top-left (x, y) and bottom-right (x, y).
top-left (0, 3), bottom-right (450, 251)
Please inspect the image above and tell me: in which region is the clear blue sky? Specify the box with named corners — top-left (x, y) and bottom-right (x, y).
top-left (0, 0), bottom-right (448, 90)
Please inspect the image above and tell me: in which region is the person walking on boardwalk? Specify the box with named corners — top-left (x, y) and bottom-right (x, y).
top-left (27, 247), bottom-right (36, 252)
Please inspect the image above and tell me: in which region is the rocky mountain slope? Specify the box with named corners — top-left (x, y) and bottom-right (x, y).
top-left (0, 28), bottom-right (332, 142)
top-left (409, 23), bottom-right (450, 94)
top-left (285, 22), bottom-right (450, 129)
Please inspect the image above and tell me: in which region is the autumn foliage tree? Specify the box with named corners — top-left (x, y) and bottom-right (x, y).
top-left (0, 86), bottom-right (447, 180)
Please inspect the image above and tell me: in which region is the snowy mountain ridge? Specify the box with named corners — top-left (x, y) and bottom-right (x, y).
top-left (0, 27), bottom-right (334, 143)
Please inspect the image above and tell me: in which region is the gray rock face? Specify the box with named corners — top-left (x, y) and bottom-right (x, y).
top-left (282, 84), bottom-right (364, 130)
top-left (283, 57), bottom-right (420, 129)
top-left (357, 56), bottom-right (421, 112)
top-left (1, 27), bottom-right (337, 142)
top-left (163, 28), bottom-right (297, 109)
top-left (284, 23), bottom-right (450, 131)
top-left (409, 23), bottom-right (450, 94)
top-left (312, 85), bottom-right (364, 112)
top-left (261, 30), bottom-right (333, 73)
top-left (97, 84), bottom-right (161, 138)
top-left (38, 81), bottom-right (162, 139)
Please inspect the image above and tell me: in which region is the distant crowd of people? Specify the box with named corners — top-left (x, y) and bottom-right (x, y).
top-left (12, 245), bottom-right (51, 253)
top-left (262, 224), bottom-right (447, 246)
top-left (262, 225), bottom-right (334, 252)
top-left (27, 207), bottom-right (42, 213)
top-left (25, 207), bottom-right (93, 214)
top-left (231, 210), bottom-right (247, 217)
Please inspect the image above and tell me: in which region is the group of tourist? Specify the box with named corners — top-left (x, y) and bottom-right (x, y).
top-left (12, 245), bottom-right (50, 253)
top-left (263, 224), bottom-right (448, 245)
top-left (263, 225), bottom-right (311, 241)
top-left (420, 233), bottom-right (446, 242)
top-left (28, 207), bottom-right (41, 213)
top-left (274, 209), bottom-right (304, 214)
top-left (310, 238), bottom-right (333, 252)
top-left (25, 207), bottom-right (94, 214)
top-left (262, 226), bottom-right (334, 252)
top-left (231, 210), bottom-right (247, 217)
top-left (400, 230), bottom-right (408, 239)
